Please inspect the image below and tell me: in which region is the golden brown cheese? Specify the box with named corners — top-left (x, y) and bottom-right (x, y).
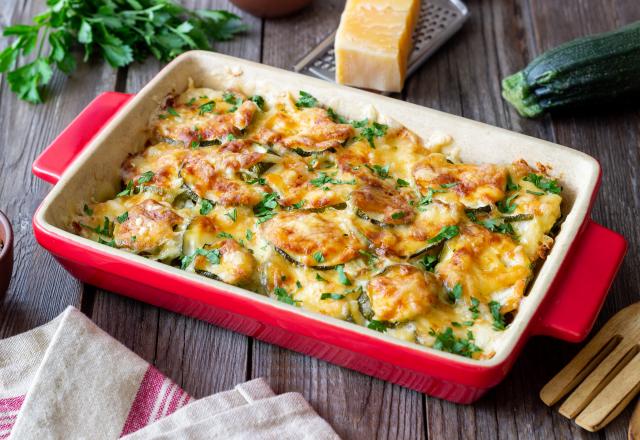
top-left (73, 85), bottom-right (565, 360)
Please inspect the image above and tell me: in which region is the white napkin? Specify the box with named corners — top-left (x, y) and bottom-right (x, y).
top-left (0, 306), bottom-right (339, 439)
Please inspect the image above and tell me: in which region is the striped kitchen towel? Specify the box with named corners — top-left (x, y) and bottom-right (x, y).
top-left (0, 307), bottom-right (339, 439)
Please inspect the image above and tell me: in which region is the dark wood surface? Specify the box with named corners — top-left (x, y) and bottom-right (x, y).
top-left (1, 0), bottom-right (639, 438)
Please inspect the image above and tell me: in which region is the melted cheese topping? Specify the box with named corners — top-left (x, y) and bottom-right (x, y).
top-left (72, 86), bottom-right (564, 360)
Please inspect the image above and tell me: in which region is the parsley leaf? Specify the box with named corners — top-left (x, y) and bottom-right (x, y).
top-left (254, 192), bottom-right (279, 224)
top-left (320, 293), bottom-right (346, 300)
top-left (83, 204), bottom-right (93, 216)
top-left (506, 174), bottom-right (520, 191)
top-left (358, 249), bottom-right (378, 266)
top-left (295, 90), bottom-right (318, 108)
top-left (469, 297), bottom-right (480, 319)
top-left (250, 95), bottom-right (265, 110)
top-left (200, 199), bottom-right (214, 215)
top-left (198, 100), bottom-right (215, 115)
top-left (274, 287), bottom-right (299, 306)
top-left (365, 164), bottom-right (390, 179)
top-left (217, 232), bottom-right (233, 239)
top-left (523, 173), bottom-right (562, 194)
top-left (480, 218), bottom-right (515, 235)
top-left (315, 273), bottom-right (327, 282)
top-left (429, 327), bottom-right (482, 358)
top-left (497, 193), bottom-right (518, 214)
top-left (312, 251), bottom-right (325, 263)
top-left (447, 283), bottom-right (463, 304)
top-left (245, 229), bottom-right (253, 241)
top-left (359, 122), bottom-right (388, 148)
top-left (489, 301), bottom-right (506, 330)
top-left (309, 172), bottom-right (355, 187)
top-left (396, 178), bottom-right (410, 188)
top-left (327, 107), bottom-right (347, 123)
top-left (336, 265), bottom-right (351, 286)
top-left (291, 200), bottom-right (306, 209)
top-left (225, 208), bottom-right (237, 222)
top-left (116, 211), bottom-right (129, 224)
top-left (419, 254), bottom-right (438, 272)
top-left (367, 320), bottom-right (390, 333)
top-left (167, 107), bottom-right (179, 117)
top-left (428, 225), bottom-right (459, 244)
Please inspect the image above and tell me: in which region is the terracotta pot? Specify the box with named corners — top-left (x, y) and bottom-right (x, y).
top-left (0, 210), bottom-right (13, 296)
top-left (230, 0), bottom-right (313, 18)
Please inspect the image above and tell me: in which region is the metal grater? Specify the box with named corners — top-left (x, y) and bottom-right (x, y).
top-left (294, 0), bottom-right (469, 88)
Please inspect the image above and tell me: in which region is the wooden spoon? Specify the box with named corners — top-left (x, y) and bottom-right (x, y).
top-left (540, 302), bottom-right (640, 432)
top-left (630, 399), bottom-right (640, 440)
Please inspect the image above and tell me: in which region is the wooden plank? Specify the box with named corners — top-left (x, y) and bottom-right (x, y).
top-left (87, 0), bottom-right (263, 398)
top-left (0, 0), bottom-right (117, 337)
top-left (525, 1), bottom-right (640, 438)
top-left (251, 2), bottom-right (425, 439)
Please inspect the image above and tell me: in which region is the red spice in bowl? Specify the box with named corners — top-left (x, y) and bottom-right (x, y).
top-left (0, 210), bottom-right (13, 296)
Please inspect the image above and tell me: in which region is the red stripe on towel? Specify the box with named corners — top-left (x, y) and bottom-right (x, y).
top-left (119, 366), bottom-right (190, 437)
top-left (0, 395), bottom-right (25, 439)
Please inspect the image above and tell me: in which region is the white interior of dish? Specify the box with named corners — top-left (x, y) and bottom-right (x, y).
top-left (35, 51), bottom-right (600, 367)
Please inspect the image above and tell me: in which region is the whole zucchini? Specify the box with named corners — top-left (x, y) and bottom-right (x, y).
top-left (502, 21), bottom-right (640, 117)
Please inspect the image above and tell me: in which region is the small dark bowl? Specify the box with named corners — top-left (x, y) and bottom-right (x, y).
top-left (231, 0), bottom-right (313, 18)
top-left (0, 210), bottom-right (13, 296)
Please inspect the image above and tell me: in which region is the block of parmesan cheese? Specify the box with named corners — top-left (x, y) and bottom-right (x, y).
top-left (335, 0), bottom-right (420, 92)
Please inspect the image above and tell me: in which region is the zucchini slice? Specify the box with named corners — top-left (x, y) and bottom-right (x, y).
top-left (187, 239), bottom-right (256, 286)
top-left (350, 184), bottom-right (415, 226)
top-left (261, 210), bottom-right (365, 268)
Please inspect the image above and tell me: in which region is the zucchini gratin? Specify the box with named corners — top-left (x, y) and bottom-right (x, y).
top-left (72, 86), bottom-right (563, 359)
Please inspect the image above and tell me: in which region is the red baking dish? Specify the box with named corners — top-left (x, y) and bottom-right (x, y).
top-left (31, 51), bottom-right (626, 403)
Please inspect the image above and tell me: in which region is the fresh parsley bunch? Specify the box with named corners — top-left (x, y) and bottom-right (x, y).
top-left (0, 0), bottom-right (246, 104)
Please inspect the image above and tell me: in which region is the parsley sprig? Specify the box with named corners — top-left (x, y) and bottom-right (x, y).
top-left (0, 1), bottom-right (246, 103)
top-left (523, 173), bottom-right (562, 194)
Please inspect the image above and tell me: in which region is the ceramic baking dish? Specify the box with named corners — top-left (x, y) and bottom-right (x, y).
top-left (32, 51), bottom-right (626, 404)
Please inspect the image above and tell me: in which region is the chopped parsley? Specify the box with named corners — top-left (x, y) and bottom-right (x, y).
top-left (396, 178), bottom-right (410, 188)
top-left (291, 200), bottom-right (306, 209)
top-left (254, 192), bottom-right (279, 224)
top-left (309, 172), bottom-right (355, 187)
top-left (417, 188), bottom-right (446, 210)
top-left (187, 97), bottom-right (196, 106)
top-left (81, 216), bottom-right (113, 237)
top-left (489, 301), bottom-right (506, 330)
top-left (350, 118), bottom-right (368, 129)
top-left (526, 189), bottom-right (545, 196)
top-left (98, 237), bottom-right (116, 247)
top-left (321, 293), bottom-right (346, 300)
top-left (419, 254), bottom-right (438, 272)
top-left (336, 265), bottom-right (351, 286)
top-left (200, 199), bottom-right (214, 215)
top-left (190, 140), bottom-right (200, 149)
top-left (181, 248), bottom-right (221, 269)
top-left (428, 225), bottom-right (459, 244)
top-left (222, 91), bottom-right (243, 112)
top-left (327, 107), bottom-right (347, 123)
top-left (497, 193), bottom-right (518, 214)
top-left (295, 90), bottom-right (318, 108)
top-left (523, 173), bottom-right (562, 194)
top-left (506, 174), bottom-right (520, 191)
top-left (274, 287), bottom-right (299, 305)
top-left (440, 182), bottom-right (459, 188)
top-left (429, 327), bottom-right (482, 358)
top-left (469, 297), bottom-right (480, 319)
top-left (167, 107), bottom-right (179, 117)
top-left (83, 204), bottom-right (93, 216)
top-left (365, 164), bottom-right (390, 179)
top-left (313, 251), bottom-right (325, 263)
top-left (217, 232), bottom-right (233, 239)
top-left (198, 100), bottom-right (215, 115)
top-left (116, 211), bottom-right (128, 224)
top-left (391, 211), bottom-right (406, 220)
top-left (359, 122), bottom-right (388, 148)
top-left (250, 95), bottom-right (265, 111)
top-left (245, 229), bottom-right (253, 241)
top-left (117, 171), bottom-right (154, 197)
top-left (225, 133), bottom-right (236, 142)
top-left (247, 177), bottom-right (267, 185)
top-left (296, 280), bottom-right (303, 289)
top-left (447, 283), bottom-right (463, 304)
top-left (367, 320), bottom-right (390, 333)
top-left (480, 218), bottom-right (515, 235)
top-left (315, 273), bottom-right (327, 282)
top-left (225, 208), bottom-right (237, 222)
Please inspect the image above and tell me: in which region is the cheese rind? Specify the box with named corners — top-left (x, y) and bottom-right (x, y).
top-left (335, 0), bottom-right (420, 92)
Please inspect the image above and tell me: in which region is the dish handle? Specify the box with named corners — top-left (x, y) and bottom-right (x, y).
top-left (531, 220), bottom-right (626, 342)
top-left (32, 92), bottom-right (134, 184)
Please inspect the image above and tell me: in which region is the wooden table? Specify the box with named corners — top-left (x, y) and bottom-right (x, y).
top-left (1, 0), bottom-right (639, 438)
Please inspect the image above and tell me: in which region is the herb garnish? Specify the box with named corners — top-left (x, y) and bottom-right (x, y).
top-left (309, 172), bottom-right (355, 187)
top-left (200, 199), bottom-right (214, 215)
top-left (245, 229), bottom-right (253, 241)
top-left (336, 265), bottom-right (351, 286)
top-left (117, 171), bottom-right (154, 197)
top-left (440, 182), bottom-right (459, 188)
top-left (0, 3), bottom-right (245, 104)
top-left (181, 248), bottom-right (221, 269)
top-left (222, 91), bottom-right (243, 112)
top-left (365, 164), bottom-right (389, 179)
top-left (396, 178), bottom-right (409, 188)
top-left (116, 211), bottom-right (128, 224)
top-left (225, 208), bottom-right (237, 222)
top-left (489, 301), bottom-right (506, 330)
top-left (312, 251), bottom-right (325, 263)
top-left (217, 232), bottom-right (233, 239)
top-left (358, 249), bottom-right (378, 266)
top-left (428, 225), bottom-right (459, 244)
top-left (419, 254), bottom-right (438, 272)
top-left (295, 91), bottom-right (318, 108)
top-left (391, 212), bottom-right (406, 220)
top-left (320, 293), bottom-right (346, 300)
top-left (447, 283), bottom-right (463, 304)
top-left (523, 173), bottom-right (562, 194)
top-left (83, 204), bottom-right (93, 216)
top-left (254, 192), bottom-right (279, 224)
top-left (367, 320), bottom-right (390, 333)
top-left (480, 218), bottom-right (515, 235)
top-left (250, 95), bottom-right (265, 110)
top-left (429, 327), bottom-right (482, 358)
top-left (469, 297), bottom-right (480, 319)
top-left (274, 287), bottom-right (299, 305)
top-left (359, 122), bottom-right (388, 148)
top-left (497, 193), bottom-right (518, 214)
top-left (315, 273), bottom-right (327, 282)
top-left (291, 200), bottom-right (306, 209)
top-left (506, 174), bottom-right (520, 191)
top-left (167, 107), bottom-right (179, 117)
top-left (526, 189), bottom-right (545, 196)
top-left (198, 101), bottom-right (215, 115)
top-left (327, 107), bottom-right (347, 123)
top-left (417, 188), bottom-right (446, 210)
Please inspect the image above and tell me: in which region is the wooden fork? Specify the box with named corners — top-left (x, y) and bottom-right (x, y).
top-left (540, 302), bottom-right (640, 432)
